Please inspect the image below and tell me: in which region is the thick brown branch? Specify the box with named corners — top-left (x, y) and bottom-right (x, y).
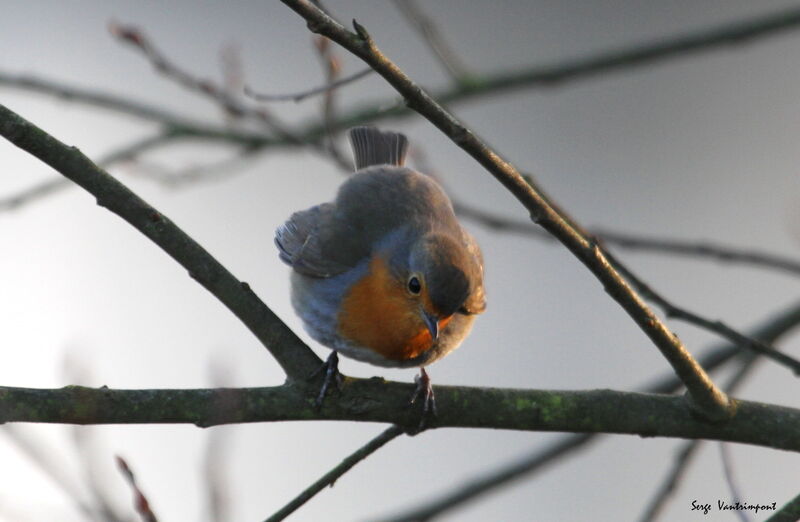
top-left (280, 0), bottom-right (732, 421)
top-left (0, 383), bottom-right (799, 452)
top-left (0, 103), bottom-right (321, 379)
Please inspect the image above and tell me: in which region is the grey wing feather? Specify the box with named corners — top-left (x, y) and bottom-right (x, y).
top-left (275, 203), bottom-right (350, 277)
top-left (349, 126), bottom-right (408, 170)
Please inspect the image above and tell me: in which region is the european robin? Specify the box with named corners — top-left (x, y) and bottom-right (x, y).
top-left (275, 126), bottom-right (485, 419)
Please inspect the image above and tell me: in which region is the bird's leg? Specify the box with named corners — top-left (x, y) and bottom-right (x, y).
top-left (312, 350), bottom-right (343, 408)
top-left (410, 367), bottom-right (437, 429)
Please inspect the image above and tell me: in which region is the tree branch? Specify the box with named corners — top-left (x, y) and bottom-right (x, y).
top-left (280, 0), bottom-right (733, 421)
top-left (0, 383), bottom-right (799, 451)
top-left (0, 102), bottom-right (321, 379)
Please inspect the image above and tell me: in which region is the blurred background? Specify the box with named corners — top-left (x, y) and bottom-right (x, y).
top-left (2, 1), bottom-right (800, 520)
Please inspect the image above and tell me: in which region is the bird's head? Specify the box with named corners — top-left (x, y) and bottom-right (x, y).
top-left (387, 232), bottom-right (479, 340)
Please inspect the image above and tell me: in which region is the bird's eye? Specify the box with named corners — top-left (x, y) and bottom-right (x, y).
top-left (407, 276), bottom-right (422, 295)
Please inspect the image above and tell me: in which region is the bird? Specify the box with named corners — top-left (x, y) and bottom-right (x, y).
top-left (275, 126), bottom-right (485, 422)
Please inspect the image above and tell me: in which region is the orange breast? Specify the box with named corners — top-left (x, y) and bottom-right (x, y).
top-left (338, 255), bottom-right (435, 361)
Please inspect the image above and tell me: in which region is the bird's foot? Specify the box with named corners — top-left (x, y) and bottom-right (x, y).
top-left (311, 351), bottom-right (343, 408)
top-left (409, 367), bottom-right (437, 431)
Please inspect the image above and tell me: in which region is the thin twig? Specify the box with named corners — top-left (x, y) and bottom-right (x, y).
top-left (264, 425), bottom-right (404, 522)
top-left (313, 35), bottom-right (353, 168)
top-left (719, 443), bottom-right (751, 522)
top-left (126, 146), bottom-right (264, 188)
top-left (595, 228), bottom-right (800, 278)
top-left (116, 456), bottom-right (158, 522)
top-left (637, 440), bottom-right (704, 522)
top-left (391, 0), bottom-right (471, 81)
top-left (0, 425), bottom-right (95, 518)
top-left (110, 22), bottom-right (356, 172)
top-left (604, 249), bottom-right (800, 375)
top-left (455, 201), bottom-right (800, 278)
top-left (382, 300), bottom-right (800, 522)
top-left (381, 434), bottom-right (598, 522)
top-left (244, 67), bottom-right (373, 102)
top-left (0, 102), bottom-right (322, 379)
top-left (281, 0), bottom-right (732, 421)
top-left (108, 22), bottom-right (288, 130)
top-left (0, 132), bottom-right (174, 213)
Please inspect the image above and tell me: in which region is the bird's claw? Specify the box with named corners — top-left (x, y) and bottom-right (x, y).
top-left (312, 351), bottom-right (343, 408)
top-left (409, 367), bottom-right (437, 431)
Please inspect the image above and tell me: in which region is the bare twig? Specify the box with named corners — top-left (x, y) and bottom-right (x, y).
top-left (313, 35), bottom-right (353, 168)
top-left (107, 22), bottom-right (310, 146)
top-left (110, 22), bottom-right (358, 171)
top-left (0, 131), bottom-right (173, 213)
top-left (719, 443), bottom-right (751, 522)
top-left (391, 0), bottom-right (471, 80)
top-left (244, 67), bottom-right (373, 102)
top-left (281, 0), bottom-right (733, 421)
top-left (604, 250), bottom-right (800, 375)
top-left (0, 102), bottom-right (321, 379)
top-left (595, 228), bottom-right (800, 278)
top-left (638, 352), bottom-right (759, 522)
top-left (264, 425), bottom-right (404, 522)
top-left (454, 201), bottom-right (800, 278)
top-left (0, 425), bottom-right (94, 518)
top-left (381, 433), bottom-right (598, 522)
top-left (116, 456), bottom-right (158, 522)
top-left (126, 146), bottom-right (264, 188)
top-left (638, 439), bottom-right (704, 522)
top-left (382, 299), bottom-right (800, 522)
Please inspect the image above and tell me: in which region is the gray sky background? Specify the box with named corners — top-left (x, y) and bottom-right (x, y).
top-left (2, 1), bottom-right (800, 521)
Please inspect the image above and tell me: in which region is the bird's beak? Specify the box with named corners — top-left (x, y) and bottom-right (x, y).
top-left (421, 310), bottom-right (440, 340)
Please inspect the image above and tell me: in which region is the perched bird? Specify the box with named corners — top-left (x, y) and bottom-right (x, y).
top-left (275, 126), bottom-right (485, 418)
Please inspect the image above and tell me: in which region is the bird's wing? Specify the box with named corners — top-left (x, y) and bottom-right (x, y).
top-left (274, 202), bottom-right (351, 277)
